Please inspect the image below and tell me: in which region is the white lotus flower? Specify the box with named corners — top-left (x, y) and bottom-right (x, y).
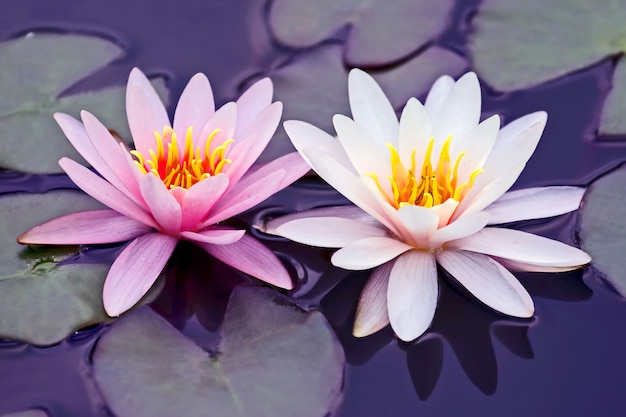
top-left (260, 70), bottom-right (591, 342)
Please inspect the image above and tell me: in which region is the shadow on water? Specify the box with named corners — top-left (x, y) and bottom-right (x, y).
top-left (319, 264), bottom-right (591, 399)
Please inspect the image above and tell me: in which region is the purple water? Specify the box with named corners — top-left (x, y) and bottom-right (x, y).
top-left (1, 0), bottom-right (626, 416)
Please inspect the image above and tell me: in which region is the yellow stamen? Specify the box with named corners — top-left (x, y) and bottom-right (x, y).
top-left (131, 126), bottom-right (235, 189)
top-left (364, 136), bottom-right (484, 210)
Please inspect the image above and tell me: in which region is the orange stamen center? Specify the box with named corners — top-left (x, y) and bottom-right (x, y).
top-left (131, 126), bottom-right (234, 189)
top-left (366, 136), bottom-right (483, 209)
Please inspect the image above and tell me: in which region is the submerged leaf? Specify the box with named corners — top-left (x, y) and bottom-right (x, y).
top-left (0, 33), bottom-right (168, 173)
top-left (578, 165), bottom-right (626, 296)
top-left (269, 0), bottom-right (454, 65)
top-left (0, 191), bottom-right (108, 345)
top-left (469, 0), bottom-right (626, 91)
top-left (93, 286), bottom-right (345, 417)
top-left (259, 44), bottom-right (465, 162)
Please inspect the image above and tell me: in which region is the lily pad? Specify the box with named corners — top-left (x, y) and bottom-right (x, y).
top-left (578, 165), bottom-right (626, 296)
top-left (0, 33), bottom-right (168, 174)
top-left (259, 44), bottom-right (466, 162)
top-left (599, 58), bottom-right (626, 135)
top-left (93, 286), bottom-right (345, 417)
top-left (0, 191), bottom-right (109, 345)
top-left (269, 0), bottom-right (454, 65)
top-left (469, 0), bottom-right (626, 91)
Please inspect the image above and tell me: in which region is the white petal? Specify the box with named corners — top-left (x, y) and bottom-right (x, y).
top-left (348, 69), bottom-right (399, 147)
top-left (275, 217), bottom-right (388, 248)
top-left (454, 114), bottom-right (500, 181)
top-left (398, 98), bottom-right (433, 169)
top-left (284, 120), bottom-right (356, 174)
top-left (485, 186), bottom-right (585, 225)
top-left (424, 75), bottom-right (454, 117)
top-left (353, 261), bottom-right (394, 337)
top-left (397, 205), bottom-right (439, 247)
top-left (448, 227), bottom-right (591, 267)
top-left (494, 257), bottom-right (582, 273)
top-left (431, 198), bottom-right (459, 228)
top-left (333, 114), bottom-right (389, 178)
top-left (437, 250), bottom-right (534, 318)
top-left (428, 211), bottom-right (489, 248)
top-left (431, 72), bottom-right (482, 144)
top-left (257, 205), bottom-right (377, 235)
top-left (492, 111), bottom-right (547, 151)
top-left (387, 251), bottom-right (438, 342)
top-left (303, 147), bottom-right (400, 234)
top-left (455, 112), bottom-right (548, 220)
top-left (331, 237), bottom-right (412, 270)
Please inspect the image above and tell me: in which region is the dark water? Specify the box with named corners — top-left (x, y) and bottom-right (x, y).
top-left (1, 0), bottom-right (626, 416)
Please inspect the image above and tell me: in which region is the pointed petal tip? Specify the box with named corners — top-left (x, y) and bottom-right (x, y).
top-left (352, 324), bottom-right (376, 338)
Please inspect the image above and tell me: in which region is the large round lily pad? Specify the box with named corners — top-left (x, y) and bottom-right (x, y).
top-left (0, 191), bottom-right (109, 345)
top-left (93, 286), bottom-right (345, 417)
top-left (259, 44), bottom-right (465, 162)
top-left (578, 165), bottom-right (626, 296)
top-left (469, 0), bottom-right (626, 135)
top-left (0, 33), bottom-right (168, 173)
top-left (269, 0), bottom-right (454, 65)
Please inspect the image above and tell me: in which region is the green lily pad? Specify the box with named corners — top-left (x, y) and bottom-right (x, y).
top-left (469, 0), bottom-right (626, 91)
top-left (93, 287), bottom-right (345, 417)
top-left (578, 164), bottom-right (626, 296)
top-left (0, 191), bottom-right (108, 345)
top-left (1, 411), bottom-right (48, 417)
top-left (259, 44), bottom-right (466, 162)
top-left (269, 0), bottom-right (454, 65)
top-left (0, 33), bottom-right (168, 174)
top-left (599, 58), bottom-right (626, 135)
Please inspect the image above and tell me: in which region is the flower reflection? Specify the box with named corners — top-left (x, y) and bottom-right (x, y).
top-left (321, 267), bottom-right (590, 398)
top-left (262, 70), bottom-right (591, 342)
top-left (18, 68), bottom-right (310, 316)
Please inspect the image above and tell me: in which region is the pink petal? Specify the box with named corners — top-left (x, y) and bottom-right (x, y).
top-left (353, 261), bottom-right (393, 338)
top-left (284, 120), bottom-right (356, 174)
top-left (126, 68), bottom-right (170, 156)
top-left (173, 73), bottom-right (215, 142)
top-left (103, 233), bottom-right (178, 316)
top-left (258, 205), bottom-right (375, 235)
top-left (235, 77), bottom-right (273, 136)
top-left (223, 102), bottom-right (283, 186)
top-left (229, 152), bottom-right (309, 196)
top-left (485, 186), bottom-right (585, 225)
top-left (80, 111), bottom-right (144, 204)
top-left (428, 211), bottom-right (489, 248)
top-left (348, 69), bottom-right (399, 147)
top-left (448, 227), bottom-right (591, 267)
top-left (436, 250), bottom-right (534, 318)
top-left (197, 101), bottom-right (237, 155)
top-left (198, 234), bottom-right (292, 289)
top-left (54, 113), bottom-right (135, 202)
top-left (180, 228), bottom-right (245, 245)
top-left (431, 198), bottom-right (459, 228)
top-left (59, 158), bottom-right (157, 228)
top-left (275, 216), bottom-right (388, 248)
top-left (18, 210), bottom-right (151, 245)
top-left (180, 174), bottom-right (229, 231)
top-left (139, 174), bottom-right (182, 235)
top-left (331, 236), bottom-right (412, 270)
top-left (424, 75), bottom-right (454, 117)
top-left (387, 251), bottom-right (438, 342)
top-left (202, 169), bottom-right (286, 226)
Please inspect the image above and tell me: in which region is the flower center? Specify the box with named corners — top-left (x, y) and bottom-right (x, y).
top-left (367, 136), bottom-right (483, 209)
top-left (131, 126), bottom-right (233, 189)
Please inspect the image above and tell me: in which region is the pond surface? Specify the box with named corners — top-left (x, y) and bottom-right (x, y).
top-left (1, 0), bottom-right (626, 416)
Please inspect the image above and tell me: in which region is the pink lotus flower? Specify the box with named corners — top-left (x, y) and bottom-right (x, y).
top-left (260, 70), bottom-right (591, 342)
top-left (19, 68), bottom-right (309, 316)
